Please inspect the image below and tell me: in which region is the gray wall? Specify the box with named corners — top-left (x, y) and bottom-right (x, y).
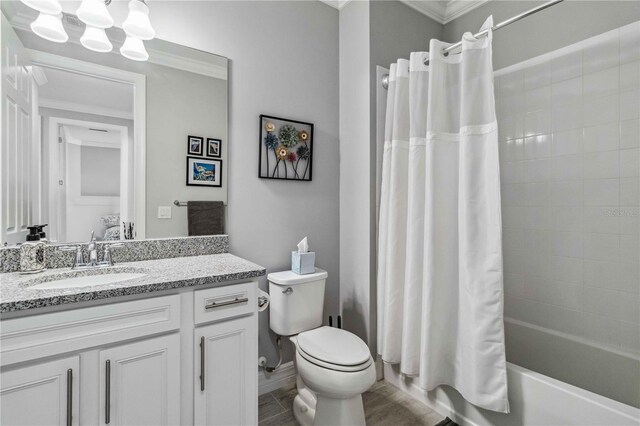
top-left (339, 0), bottom-right (373, 347)
top-left (146, 1), bottom-right (340, 366)
top-left (370, 0), bottom-right (443, 70)
top-left (442, 1), bottom-right (640, 70)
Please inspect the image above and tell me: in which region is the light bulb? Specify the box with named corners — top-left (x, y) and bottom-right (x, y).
top-left (122, 0), bottom-right (155, 41)
top-left (30, 12), bottom-right (68, 43)
top-left (120, 37), bottom-right (148, 61)
top-left (77, 0), bottom-right (114, 29)
top-left (81, 26), bottom-right (112, 53)
top-left (20, 0), bottom-right (61, 15)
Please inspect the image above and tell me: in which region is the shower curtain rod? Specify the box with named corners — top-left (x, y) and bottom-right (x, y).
top-left (438, 0), bottom-right (565, 60)
top-left (381, 0), bottom-right (565, 88)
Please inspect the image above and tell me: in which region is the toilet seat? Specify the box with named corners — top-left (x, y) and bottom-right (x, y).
top-left (296, 326), bottom-right (373, 372)
top-left (297, 346), bottom-right (373, 372)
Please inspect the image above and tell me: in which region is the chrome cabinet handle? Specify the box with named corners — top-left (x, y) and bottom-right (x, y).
top-left (204, 297), bottom-right (248, 310)
top-left (105, 360), bottom-right (111, 424)
top-left (66, 369), bottom-right (73, 426)
top-left (199, 336), bottom-right (205, 392)
top-left (282, 287), bottom-right (293, 295)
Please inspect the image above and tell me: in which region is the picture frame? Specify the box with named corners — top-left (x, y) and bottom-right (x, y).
top-left (259, 114), bottom-right (313, 181)
top-left (207, 138), bottom-right (221, 158)
top-left (188, 135), bottom-right (203, 156)
top-left (186, 156), bottom-right (222, 187)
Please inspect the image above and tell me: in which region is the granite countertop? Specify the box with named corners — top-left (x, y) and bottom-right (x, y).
top-left (0, 253), bottom-right (266, 313)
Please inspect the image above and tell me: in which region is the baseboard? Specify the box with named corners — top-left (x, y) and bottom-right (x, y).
top-left (258, 361), bottom-right (297, 395)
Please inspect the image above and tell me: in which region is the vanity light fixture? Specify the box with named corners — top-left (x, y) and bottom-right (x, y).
top-left (81, 26), bottom-right (113, 52)
top-left (19, 0), bottom-right (62, 15)
top-left (122, 0), bottom-right (156, 40)
top-left (20, 0), bottom-right (155, 61)
top-left (77, 0), bottom-right (114, 29)
top-left (120, 36), bottom-right (149, 61)
top-left (30, 12), bottom-right (68, 43)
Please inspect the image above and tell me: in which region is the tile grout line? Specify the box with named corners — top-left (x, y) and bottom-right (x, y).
top-left (270, 391), bottom-right (290, 412)
top-left (258, 394), bottom-right (288, 425)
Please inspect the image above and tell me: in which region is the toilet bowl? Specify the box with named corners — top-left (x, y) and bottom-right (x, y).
top-left (291, 327), bottom-right (376, 426)
top-left (267, 269), bottom-right (376, 426)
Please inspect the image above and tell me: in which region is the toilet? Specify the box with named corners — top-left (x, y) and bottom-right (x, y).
top-left (268, 268), bottom-right (376, 426)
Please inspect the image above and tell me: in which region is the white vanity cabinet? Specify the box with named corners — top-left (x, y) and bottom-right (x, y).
top-left (195, 316), bottom-right (257, 426)
top-left (193, 282), bottom-right (259, 426)
top-left (0, 356), bottom-right (80, 426)
top-left (98, 334), bottom-right (181, 426)
top-left (0, 280), bottom-right (259, 426)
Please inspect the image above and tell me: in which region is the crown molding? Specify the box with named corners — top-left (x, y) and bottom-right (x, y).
top-left (319, 0), bottom-right (489, 24)
top-left (6, 9), bottom-right (227, 81)
top-left (399, 0), bottom-right (448, 23)
top-left (318, 0), bottom-right (353, 10)
top-left (442, 0), bottom-right (490, 24)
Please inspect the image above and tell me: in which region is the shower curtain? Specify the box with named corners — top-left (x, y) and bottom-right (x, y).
top-left (377, 17), bottom-right (509, 413)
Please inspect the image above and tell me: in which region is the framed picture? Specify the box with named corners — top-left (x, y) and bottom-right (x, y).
top-left (188, 135), bottom-right (203, 156)
top-left (207, 138), bottom-right (221, 158)
top-left (186, 156), bottom-right (222, 187)
top-left (259, 114), bottom-right (313, 181)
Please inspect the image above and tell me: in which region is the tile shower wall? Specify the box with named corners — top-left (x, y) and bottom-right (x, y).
top-left (496, 22), bottom-right (640, 356)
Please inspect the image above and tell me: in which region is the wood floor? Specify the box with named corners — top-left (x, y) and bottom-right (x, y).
top-left (259, 379), bottom-right (444, 426)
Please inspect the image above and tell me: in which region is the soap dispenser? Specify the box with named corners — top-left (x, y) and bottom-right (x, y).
top-left (20, 226), bottom-right (47, 273)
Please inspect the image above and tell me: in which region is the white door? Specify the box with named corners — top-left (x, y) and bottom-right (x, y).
top-left (98, 334), bottom-right (180, 426)
top-left (0, 356), bottom-right (80, 426)
top-left (1, 14), bottom-right (35, 245)
top-left (194, 315), bottom-right (258, 426)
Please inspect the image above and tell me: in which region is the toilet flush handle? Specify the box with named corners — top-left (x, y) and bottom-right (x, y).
top-left (282, 287), bottom-right (293, 295)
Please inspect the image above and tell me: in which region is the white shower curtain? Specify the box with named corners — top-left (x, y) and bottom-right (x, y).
top-left (377, 17), bottom-right (509, 413)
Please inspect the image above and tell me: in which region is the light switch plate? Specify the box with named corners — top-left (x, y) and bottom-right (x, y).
top-left (158, 206), bottom-right (172, 219)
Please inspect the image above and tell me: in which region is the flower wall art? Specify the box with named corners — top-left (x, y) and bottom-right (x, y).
top-left (259, 115), bottom-right (313, 181)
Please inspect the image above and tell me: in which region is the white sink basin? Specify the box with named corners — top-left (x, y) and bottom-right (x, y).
top-left (30, 272), bottom-right (146, 290)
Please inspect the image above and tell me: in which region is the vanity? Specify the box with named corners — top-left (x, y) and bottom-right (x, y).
top-left (0, 236), bottom-right (265, 426)
top-left (0, 2), bottom-right (263, 424)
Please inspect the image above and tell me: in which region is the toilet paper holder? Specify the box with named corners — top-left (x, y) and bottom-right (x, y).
top-left (258, 295), bottom-right (269, 308)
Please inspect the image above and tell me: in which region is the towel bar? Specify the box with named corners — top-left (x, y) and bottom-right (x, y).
top-left (173, 200), bottom-right (226, 206)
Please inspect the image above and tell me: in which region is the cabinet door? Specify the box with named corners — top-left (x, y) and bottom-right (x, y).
top-left (194, 315), bottom-right (258, 426)
top-left (98, 334), bottom-right (180, 426)
top-left (0, 356), bottom-right (79, 425)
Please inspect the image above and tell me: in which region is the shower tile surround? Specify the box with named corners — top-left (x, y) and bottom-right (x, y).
top-left (496, 19), bottom-right (639, 372)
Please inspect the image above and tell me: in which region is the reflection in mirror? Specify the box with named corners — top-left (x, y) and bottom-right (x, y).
top-left (1, 3), bottom-right (228, 245)
top-left (36, 67), bottom-right (135, 243)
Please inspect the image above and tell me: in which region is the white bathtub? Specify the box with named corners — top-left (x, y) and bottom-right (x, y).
top-left (383, 320), bottom-right (640, 426)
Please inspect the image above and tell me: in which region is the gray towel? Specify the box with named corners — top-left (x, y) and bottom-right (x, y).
top-left (187, 201), bottom-right (225, 236)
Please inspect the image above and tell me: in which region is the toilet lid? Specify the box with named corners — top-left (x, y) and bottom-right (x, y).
top-left (297, 326), bottom-right (371, 366)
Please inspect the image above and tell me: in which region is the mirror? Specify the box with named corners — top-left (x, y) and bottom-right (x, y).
top-left (1, 3), bottom-right (228, 245)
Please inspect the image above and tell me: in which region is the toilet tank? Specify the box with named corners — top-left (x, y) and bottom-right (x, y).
top-left (268, 268), bottom-right (328, 336)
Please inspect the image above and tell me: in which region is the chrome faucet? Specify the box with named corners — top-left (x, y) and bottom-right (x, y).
top-left (87, 231), bottom-right (98, 267)
top-left (58, 231), bottom-right (124, 270)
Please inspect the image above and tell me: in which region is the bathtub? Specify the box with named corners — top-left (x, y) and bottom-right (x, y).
top-left (383, 319), bottom-right (640, 426)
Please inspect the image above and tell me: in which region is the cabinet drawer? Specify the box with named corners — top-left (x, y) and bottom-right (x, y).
top-left (0, 295), bottom-right (180, 366)
top-left (194, 282), bottom-right (256, 325)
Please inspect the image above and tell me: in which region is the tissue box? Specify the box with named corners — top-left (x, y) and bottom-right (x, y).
top-left (292, 251), bottom-right (315, 275)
